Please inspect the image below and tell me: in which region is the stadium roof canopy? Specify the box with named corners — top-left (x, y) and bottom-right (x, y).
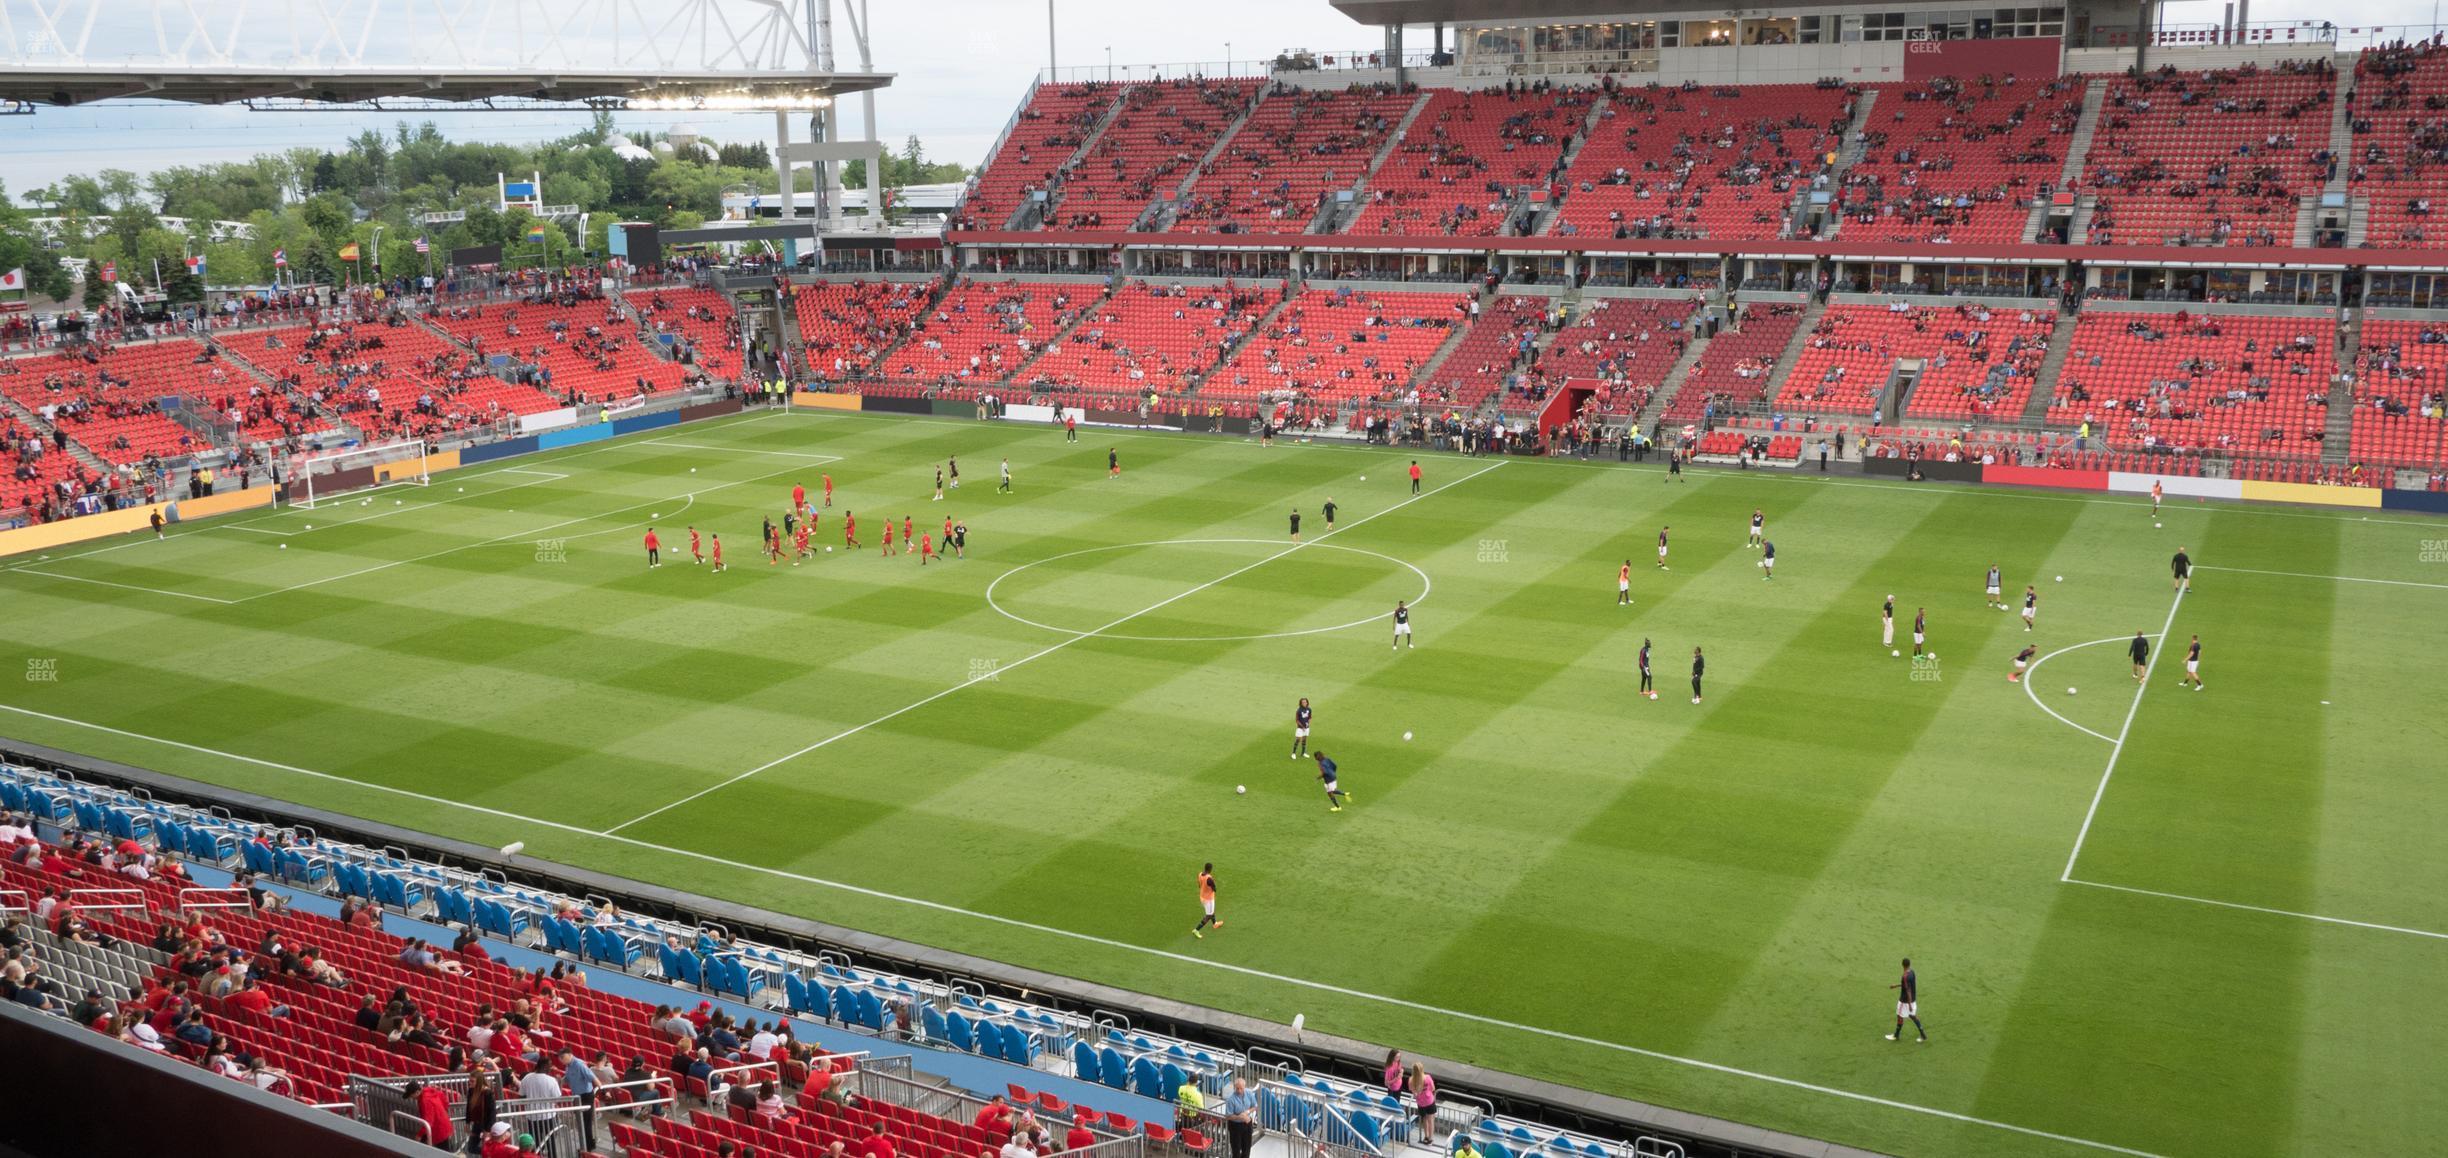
top-left (0, 68), bottom-right (891, 109)
top-left (1331, 0), bottom-right (1860, 23)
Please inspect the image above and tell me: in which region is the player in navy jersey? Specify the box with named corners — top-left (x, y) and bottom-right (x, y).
top-left (1912, 607), bottom-right (1928, 658)
top-left (1291, 698), bottom-right (1314, 758)
top-left (1656, 525), bottom-right (1671, 570)
top-left (2129, 630), bottom-right (2152, 681)
top-left (1886, 959), bottom-right (1926, 1041)
top-left (1638, 639), bottom-right (1655, 700)
top-left (1759, 540), bottom-right (1775, 580)
top-left (1313, 752), bottom-right (1351, 812)
top-left (1322, 497), bottom-right (1338, 530)
top-left (1288, 509), bottom-right (1302, 543)
top-left (2171, 546), bottom-right (2192, 592)
top-left (1391, 601), bottom-right (1413, 650)
top-left (2022, 584), bottom-right (2038, 632)
top-left (1689, 646), bottom-right (1705, 704)
top-left (2008, 643), bottom-right (2036, 682)
top-left (2181, 634), bottom-right (2203, 690)
top-left (1747, 508), bottom-right (1765, 547)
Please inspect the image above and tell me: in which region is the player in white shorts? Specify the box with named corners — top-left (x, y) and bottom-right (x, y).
top-left (1391, 600), bottom-right (1414, 649)
top-left (1881, 595), bottom-right (1896, 649)
top-left (2181, 634), bottom-right (2203, 690)
top-left (2021, 585), bottom-right (2037, 631)
top-left (1983, 564), bottom-right (2003, 609)
top-left (1747, 508), bottom-right (1765, 547)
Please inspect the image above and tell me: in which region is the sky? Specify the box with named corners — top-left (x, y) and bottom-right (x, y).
top-left (0, 0), bottom-right (2427, 204)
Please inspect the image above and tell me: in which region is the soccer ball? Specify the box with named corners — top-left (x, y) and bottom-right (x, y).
top-left (1892, 649), bottom-right (1901, 657)
top-left (1928, 653), bottom-right (1937, 661)
top-left (652, 513), bottom-right (659, 519)
top-left (2055, 575), bottom-right (2064, 582)
top-left (2067, 686), bottom-right (2078, 696)
top-left (2154, 521), bottom-right (2162, 528)
top-left (825, 546), bottom-right (833, 553)
top-left (1235, 785), bottom-right (1246, 795)
top-left (278, 543), bottom-right (287, 550)
top-left (361, 500), bottom-right (370, 507)
top-left (690, 467), bottom-right (697, 473)
top-left (457, 487), bottom-right (464, 493)
top-left (303, 525), bottom-right (312, 530)
top-left (1402, 731), bottom-right (1413, 741)
top-left (1359, 475), bottom-right (1366, 481)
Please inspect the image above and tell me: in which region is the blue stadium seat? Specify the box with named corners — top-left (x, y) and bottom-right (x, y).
top-left (926, 1004), bottom-right (953, 1043)
top-left (1131, 1057), bottom-right (1164, 1099)
top-left (1072, 1041), bottom-right (1101, 1081)
top-left (1098, 1047), bottom-right (1128, 1089)
top-left (1004, 1024), bottom-right (1036, 1066)
top-left (784, 973), bottom-right (814, 1015)
top-left (947, 1012), bottom-right (976, 1053)
top-left (830, 985), bottom-right (859, 1025)
top-left (431, 887), bottom-right (473, 927)
top-left (854, 988), bottom-right (885, 1030)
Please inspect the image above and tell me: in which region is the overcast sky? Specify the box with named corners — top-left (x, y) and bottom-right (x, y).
top-left (0, 0), bottom-right (2423, 203)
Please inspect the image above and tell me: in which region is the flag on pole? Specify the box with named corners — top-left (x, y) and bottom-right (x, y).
top-left (525, 224), bottom-right (550, 243)
top-left (413, 236), bottom-right (430, 255)
top-left (339, 243), bottom-right (361, 262)
top-left (272, 248), bottom-right (288, 268)
top-left (186, 254), bottom-right (206, 278)
top-left (100, 261), bottom-right (117, 284)
top-left (0, 268), bottom-right (22, 292)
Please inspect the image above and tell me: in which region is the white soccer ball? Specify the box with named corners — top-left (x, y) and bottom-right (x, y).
top-left (652, 513), bottom-right (659, 519)
top-left (825, 546), bottom-right (832, 553)
top-left (1402, 731), bottom-right (1413, 741)
top-left (278, 543), bottom-right (287, 550)
top-left (1892, 649), bottom-right (1901, 657)
top-left (2067, 686), bottom-right (2078, 696)
top-left (360, 500), bottom-right (369, 506)
top-left (2154, 521), bottom-right (2162, 528)
top-left (457, 487), bottom-right (464, 493)
top-left (2054, 575), bottom-right (2063, 582)
top-left (690, 467), bottom-right (697, 473)
top-left (1235, 785), bottom-right (1246, 795)
top-left (1928, 653), bottom-right (1938, 661)
top-left (1359, 475), bottom-right (1366, 481)
top-left (303, 524), bottom-right (312, 530)
top-left (395, 500), bottom-right (402, 506)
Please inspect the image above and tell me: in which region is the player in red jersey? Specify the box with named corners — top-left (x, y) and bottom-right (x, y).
top-left (902, 514), bottom-right (913, 547)
top-left (918, 532), bottom-right (934, 566)
top-left (688, 525), bottom-right (703, 564)
top-left (709, 534), bottom-right (726, 572)
top-left (793, 523), bottom-right (811, 564)
top-left (643, 527), bottom-right (661, 568)
top-left (881, 518), bottom-right (896, 556)
top-left (942, 515), bottom-right (953, 548)
top-left (766, 524), bottom-right (783, 565)
top-left (792, 482), bottom-right (807, 516)
top-left (1408, 460), bottom-right (1422, 494)
top-left (842, 510), bottom-right (859, 548)
top-left (822, 474), bottom-right (834, 507)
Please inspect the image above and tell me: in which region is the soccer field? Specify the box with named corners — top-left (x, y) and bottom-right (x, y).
top-left (3, 409), bottom-right (2443, 1158)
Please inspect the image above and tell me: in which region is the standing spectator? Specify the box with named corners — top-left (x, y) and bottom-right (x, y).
top-left (412, 1079), bottom-right (456, 1151)
top-left (1222, 1077), bottom-right (1260, 1158)
top-left (564, 1047), bottom-right (601, 1146)
top-left (1409, 1065), bottom-right (1437, 1144)
top-left (518, 1054), bottom-right (564, 1102)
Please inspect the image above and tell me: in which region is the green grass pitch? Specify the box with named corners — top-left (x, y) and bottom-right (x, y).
top-left (2, 408), bottom-right (2443, 1158)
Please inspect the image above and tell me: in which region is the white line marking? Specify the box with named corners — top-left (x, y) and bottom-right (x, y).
top-left (2019, 635), bottom-right (2164, 744)
top-left (602, 460), bottom-right (1507, 835)
top-left (2063, 878), bottom-right (2448, 942)
top-left (0, 699), bottom-right (2171, 1158)
top-left (227, 462), bottom-right (810, 603)
top-left (645, 441), bottom-right (843, 462)
top-left (982, 538), bottom-right (1433, 643)
top-left (6, 569), bottom-right (239, 604)
top-left (776, 409), bottom-right (2448, 529)
top-left (230, 471), bottom-right (575, 536)
top-left (2192, 565), bottom-right (2448, 590)
top-left (2060, 587), bottom-right (2186, 882)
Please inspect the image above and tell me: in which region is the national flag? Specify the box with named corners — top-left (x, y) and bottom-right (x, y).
top-left (339, 243), bottom-right (361, 262)
top-left (0, 268), bottom-right (22, 292)
top-left (413, 236), bottom-right (430, 255)
top-left (185, 254), bottom-right (206, 278)
top-left (100, 261), bottom-right (117, 283)
top-left (272, 248), bottom-right (287, 268)
top-left (525, 224), bottom-right (550, 243)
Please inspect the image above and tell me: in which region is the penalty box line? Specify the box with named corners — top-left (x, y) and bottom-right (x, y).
top-left (0, 698), bottom-right (2171, 1158)
top-left (600, 459), bottom-right (1510, 837)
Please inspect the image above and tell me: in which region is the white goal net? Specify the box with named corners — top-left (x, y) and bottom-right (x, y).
top-left (292, 440), bottom-right (432, 509)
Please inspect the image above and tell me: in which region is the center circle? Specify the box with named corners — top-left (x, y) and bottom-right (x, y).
top-left (985, 538), bottom-right (1431, 643)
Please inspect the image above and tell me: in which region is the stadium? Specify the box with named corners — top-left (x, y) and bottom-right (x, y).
top-left (0, 1), bottom-right (2443, 1156)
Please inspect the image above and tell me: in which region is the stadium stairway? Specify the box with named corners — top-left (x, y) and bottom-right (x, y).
top-left (1180, 289), bottom-right (1298, 395)
top-left (1000, 278), bottom-right (1118, 384)
top-left (1137, 86), bottom-right (1269, 233)
top-left (1797, 90), bottom-right (1879, 241)
top-left (2026, 78), bottom-right (2106, 242)
top-left (0, 394), bottom-right (118, 478)
top-left (1318, 90), bottom-right (1433, 234)
top-left (2322, 307), bottom-right (2359, 463)
top-left (212, 337), bottom-right (371, 445)
top-left (1532, 98), bottom-right (1613, 237)
top-left (1631, 312), bottom-right (1720, 430)
top-left (2020, 310), bottom-right (2081, 423)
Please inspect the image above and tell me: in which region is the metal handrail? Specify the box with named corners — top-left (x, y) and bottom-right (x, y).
top-left (177, 887), bottom-right (252, 913)
top-left (63, 887), bottom-right (146, 912)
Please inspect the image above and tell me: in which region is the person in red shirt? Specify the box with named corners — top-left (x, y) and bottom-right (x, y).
top-left (918, 533), bottom-right (933, 566)
top-left (843, 510), bottom-right (860, 548)
top-left (974, 1096), bottom-right (1014, 1136)
top-left (688, 525), bottom-right (703, 564)
top-left (413, 1079), bottom-right (454, 1148)
top-left (643, 527), bottom-right (661, 568)
top-left (902, 514), bottom-right (913, 546)
top-left (1408, 460), bottom-right (1422, 495)
top-left (881, 518), bottom-right (896, 556)
top-left (822, 474), bottom-right (834, 507)
top-left (1064, 1120), bottom-right (1098, 1151)
top-left (767, 525), bottom-right (783, 565)
top-left (792, 482), bottom-right (807, 516)
top-left (942, 515), bottom-right (953, 547)
top-left (793, 523), bottom-right (811, 564)
top-left (710, 533), bottom-right (726, 573)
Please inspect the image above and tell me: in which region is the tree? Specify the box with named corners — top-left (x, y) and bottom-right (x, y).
top-left (82, 273), bottom-right (110, 310)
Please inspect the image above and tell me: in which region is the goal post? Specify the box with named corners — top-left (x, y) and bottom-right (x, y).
top-left (292, 440), bottom-right (432, 509)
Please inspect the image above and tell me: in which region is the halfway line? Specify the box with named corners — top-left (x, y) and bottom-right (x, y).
top-left (601, 459), bottom-right (1508, 835)
top-left (2059, 586), bottom-right (2186, 882)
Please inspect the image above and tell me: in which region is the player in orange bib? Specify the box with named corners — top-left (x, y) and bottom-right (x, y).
top-left (1617, 560), bottom-right (1633, 606)
top-left (1192, 863), bottom-right (1220, 938)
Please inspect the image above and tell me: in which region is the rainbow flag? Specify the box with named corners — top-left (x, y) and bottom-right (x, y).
top-left (526, 224), bottom-right (550, 243)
